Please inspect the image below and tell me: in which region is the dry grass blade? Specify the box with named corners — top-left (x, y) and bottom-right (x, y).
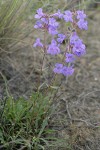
top-left (0, 0), bottom-right (32, 56)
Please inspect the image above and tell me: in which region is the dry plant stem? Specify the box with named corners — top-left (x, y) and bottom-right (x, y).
top-left (51, 81), bottom-right (63, 100)
top-left (38, 30), bottom-right (46, 91)
top-left (49, 76), bottom-right (68, 105)
top-left (44, 73), bottom-right (57, 94)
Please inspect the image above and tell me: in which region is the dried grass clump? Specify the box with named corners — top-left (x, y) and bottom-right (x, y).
top-left (0, 0), bottom-right (32, 56)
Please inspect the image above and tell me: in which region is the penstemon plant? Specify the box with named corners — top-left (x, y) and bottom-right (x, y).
top-left (0, 7), bottom-right (88, 150)
top-left (33, 8), bottom-right (88, 94)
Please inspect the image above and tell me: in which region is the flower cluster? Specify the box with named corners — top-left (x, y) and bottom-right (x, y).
top-left (53, 63), bottom-right (74, 76)
top-left (33, 8), bottom-right (88, 76)
top-left (70, 32), bottom-right (86, 57)
top-left (76, 10), bottom-right (88, 30)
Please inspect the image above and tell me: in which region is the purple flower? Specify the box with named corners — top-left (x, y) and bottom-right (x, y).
top-left (63, 11), bottom-right (73, 22)
top-left (65, 53), bottom-right (75, 63)
top-left (53, 63), bottom-right (63, 74)
top-left (41, 17), bottom-right (48, 24)
top-left (57, 33), bottom-right (66, 43)
top-left (70, 32), bottom-right (79, 45)
top-left (70, 32), bottom-right (86, 57)
top-left (47, 39), bottom-right (60, 55)
top-left (62, 66), bottom-right (74, 76)
top-left (35, 8), bottom-right (44, 19)
top-left (49, 18), bottom-right (59, 28)
top-left (48, 18), bottom-right (59, 35)
top-left (33, 8), bottom-right (88, 77)
top-left (76, 10), bottom-right (86, 20)
top-left (33, 38), bottom-right (43, 47)
top-left (34, 20), bottom-right (43, 29)
top-left (77, 19), bottom-right (88, 30)
top-left (48, 27), bottom-right (58, 35)
top-left (52, 10), bottom-right (63, 19)
top-left (72, 39), bottom-right (86, 56)
top-left (54, 64), bottom-right (74, 76)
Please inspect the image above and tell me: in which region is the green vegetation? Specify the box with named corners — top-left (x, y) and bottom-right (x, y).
top-left (0, 93), bottom-right (70, 150)
top-left (0, 93), bottom-right (51, 149)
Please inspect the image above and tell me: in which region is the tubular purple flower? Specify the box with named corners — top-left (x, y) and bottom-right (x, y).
top-left (35, 8), bottom-right (44, 19)
top-left (65, 53), bottom-right (75, 63)
top-left (47, 39), bottom-right (60, 55)
top-left (72, 39), bottom-right (86, 57)
top-left (52, 10), bottom-right (64, 19)
top-left (48, 26), bottom-right (58, 35)
top-left (76, 10), bottom-right (87, 20)
top-left (49, 18), bottom-right (59, 28)
top-left (77, 19), bottom-right (88, 30)
top-left (62, 66), bottom-right (74, 76)
top-left (57, 33), bottom-right (66, 43)
top-left (70, 32), bottom-right (86, 57)
top-left (33, 38), bottom-right (43, 48)
top-left (48, 18), bottom-right (59, 35)
top-left (63, 10), bottom-right (73, 22)
top-left (41, 17), bottom-right (48, 24)
top-left (70, 32), bottom-right (79, 45)
top-left (53, 63), bottom-right (63, 74)
top-left (34, 20), bottom-right (43, 29)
